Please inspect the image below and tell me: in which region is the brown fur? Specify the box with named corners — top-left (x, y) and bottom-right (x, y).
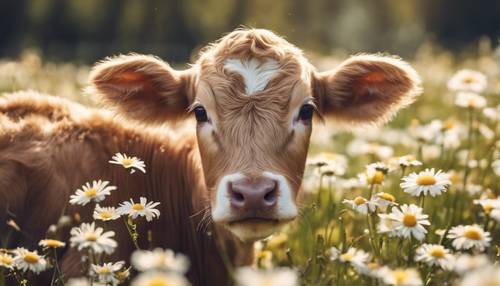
top-left (0, 28), bottom-right (422, 285)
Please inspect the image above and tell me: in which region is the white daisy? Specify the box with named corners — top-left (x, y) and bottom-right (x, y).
top-left (92, 261), bottom-right (125, 285)
top-left (447, 224), bottom-right (491, 251)
top-left (70, 222), bottom-right (117, 254)
top-left (392, 155), bottom-right (422, 169)
top-left (39, 239), bottom-right (66, 249)
top-left (12, 247), bottom-right (48, 274)
top-left (383, 204), bottom-right (430, 241)
top-left (131, 271), bottom-right (189, 286)
top-left (69, 180), bottom-right (116, 206)
top-left (459, 265), bottom-right (500, 286)
top-left (234, 266), bottom-right (299, 286)
top-left (447, 69), bottom-right (487, 93)
top-left (400, 168), bottom-right (451, 197)
top-left (93, 204), bottom-right (120, 221)
top-left (455, 92), bottom-right (487, 109)
top-left (473, 198), bottom-right (500, 218)
top-left (378, 267), bottom-right (422, 286)
top-left (0, 252), bottom-right (14, 269)
top-left (371, 192), bottom-right (397, 208)
top-left (131, 248), bottom-right (189, 274)
top-left (483, 105), bottom-right (500, 121)
top-left (493, 159), bottom-right (500, 176)
top-left (330, 247), bottom-right (369, 272)
top-left (358, 165), bottom-right (386, 186)
top-left (307, 152), bottom-right (347, 176)
top-left (415, 244), bottom-right (454, 270)
top-left (453, 254), bottom-right (490, 274)
top-left (377, 215), bottom-right (398, 236)
top-left (109, 153), bottom-right (146, 174)
top-left (343, 196), bottom-right (377, 214)
top-left (117, 197), bottom-right (160, 221)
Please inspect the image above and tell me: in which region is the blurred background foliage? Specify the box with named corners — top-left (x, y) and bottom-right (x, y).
top-left (0, 0), bottom-right (499, 64)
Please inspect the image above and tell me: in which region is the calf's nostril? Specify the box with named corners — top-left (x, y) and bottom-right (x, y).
top-left (263, 188), bottom-right (277, 204)
top-left (231, 190), bottom-right (245, 203)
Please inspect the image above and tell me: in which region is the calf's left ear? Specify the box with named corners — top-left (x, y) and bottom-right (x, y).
top-left (88, 54), bottom-right (195, 123)
top-left (312, 54), bottom-right (422, 125)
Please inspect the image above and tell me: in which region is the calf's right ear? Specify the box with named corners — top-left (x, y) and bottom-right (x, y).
top-left (88, 54), bottom-right (195, 123)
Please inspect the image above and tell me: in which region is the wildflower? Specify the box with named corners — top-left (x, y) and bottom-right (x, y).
top-left (70, 222), bottom-right (117, 254)
top-left (117, 197), bottom-right (161, 221)
top-left (93, 204), bottom-right (120, 221)
top-left (115, 267), bottom-right (131, 284)
top-left (0, 252), bottom-right (14, 269)
top-left (347, 139), bottom-right (394, 159)
top-left (453, 254), bottom-right (490, 274)
top-left (131, 248), bottom-right (189, 273)
top-left (395, 155), bottom-right (422, 168)
top-left (330, 247), bottom-right (369, 272)
top-left (473, 198), bottom-right (500, 217)
top-left (415, 244), bottom-right (454, 270)
top-left (343, 196), bottom-right (377, 214)
top-left (383, 204), bottom-right (430, 241)
top-left (39, 239), bottom-right (66, 249)
top-left (66, 277), bottom-right (92, 286)
top-left (447, 224), bottom-right (491, 251)
top-left (372, 192), bottom-right (397, 208)
top-left (483, 105), bottom-right (500, 121)
top-left (447, 69), bottom-right (487, 93)
top-left (92, 261), bottom-right (125, 285)
top-left (400, 168), bottom-right (451, 197)
top-left (109, 153), bottom-right (146, 174)
top-left (256, 250), bottom-right (273, 269)
top-left (131, 271), bottom-right (189, 286)
top-left (492, 159), bottom-right (500, 176)
top-left (378, 267), bottom-right (422, 286)
top-left (377, 215), bottom-right (398, 236)
top-left (359, 165), bottom-right (386, 186)
top-left (12, 247), bottom-right (48, 274)
top-left (307, 152), bottom-right (347, 176)
top-left (455, 92), bottom-right (487, 109)
top-left (69, 180), bottom-right (116, 206)
top-left (459, 266), bottom-right (500, 286)
top-left (234, 267), bottom-right (299, 286)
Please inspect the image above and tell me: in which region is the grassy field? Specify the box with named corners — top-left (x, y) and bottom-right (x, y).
top-left (0, 46), bottom-right (499, 285)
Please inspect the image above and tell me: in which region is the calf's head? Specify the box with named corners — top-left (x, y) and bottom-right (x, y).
top-left (89, 29), bottom-right (421, 241)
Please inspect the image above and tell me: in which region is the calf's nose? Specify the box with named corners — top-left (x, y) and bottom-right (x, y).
top-left (229, 177), bottom-right (278, 210)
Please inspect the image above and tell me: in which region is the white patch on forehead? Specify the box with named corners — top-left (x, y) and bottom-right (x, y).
top-left (224, 58), bottom-right (280, 96)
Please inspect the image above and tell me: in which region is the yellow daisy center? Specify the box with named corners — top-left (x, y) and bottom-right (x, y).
top-left (84, 188), bottom-right (97, 198)
top-left (99, 266), bottom-right (111, 274)
top-left (43, 239), bottom-right (64, 248)
top-left (147, 277), bottom-right (169, 286)
top-left (0, 254), bottom-right (13, 265)
top-left (23, 252), bottom-right (39, 264)
top-left (463, 227), bottom-right (482, 240)
top-left (379, 193), bottom-right (396, 202)
top-left (483, 204), bottom-right (493, 215)
top-left (121, 158), bottom-right (134, 168)
top-left (85, 233), bottom-right (98, 241)
top-left (99, 211), bottom-right (113, 219)
top-left (354, 196), bottom-right (367, 205)
top-left (393, 270), bottom-right (409, 284)
top-left (368, 171), bottom-right (385, 184)
top-left (416, 175), bottom-right (436, 186)
top-left (402, 214), bottom-right (417, 227)
top-left (443, 120), bottom-right (455, 130)
top-left (132, 203), bottom-right (145, 211)
top-left (429, 247), bottom-right (445, 258)
top-left (463, 76), bottom-right (476, 84)
top-left (340, 252), bottom-right (353, 262)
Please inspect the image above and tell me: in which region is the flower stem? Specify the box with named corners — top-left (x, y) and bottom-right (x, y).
top-left (123, 217), bottom-right (140, 250)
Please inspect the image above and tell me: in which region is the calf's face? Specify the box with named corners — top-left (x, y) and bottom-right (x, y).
top-left (89, 30), bottom-right (421, 241)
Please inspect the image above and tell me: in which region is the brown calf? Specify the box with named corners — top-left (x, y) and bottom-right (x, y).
top-left (0, 28), bottom-right (421, 284)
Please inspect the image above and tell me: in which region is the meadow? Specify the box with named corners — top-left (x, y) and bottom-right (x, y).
top-left (0, 43), bottom-right (499, 285)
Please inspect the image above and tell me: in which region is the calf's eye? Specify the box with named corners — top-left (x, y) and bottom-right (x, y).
top-left (194, 106), bottom-right (209, 123)
top-left (298, 104), bottom-right (314, 121)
